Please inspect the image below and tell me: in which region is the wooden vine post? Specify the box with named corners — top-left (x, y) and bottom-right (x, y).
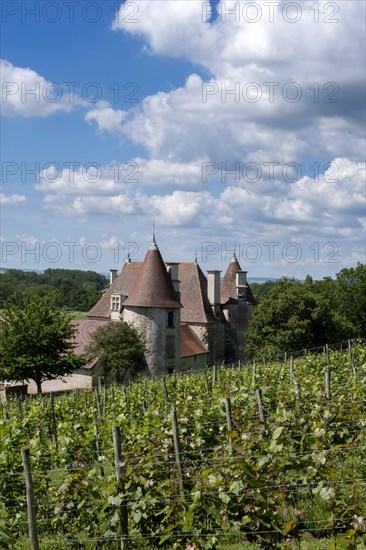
top-left (49, 392), bottom-right (58, 451)
top-left (325, 344), bottom-right (331, 400)
top-left (93, 413), bottom-right (104, 476)
top-left (21, 447), bottom-right (39, 550)
top-left (348, 339), bottom-right (356, 376)
top-left (203, 368), bottom-right (210, 396)
top-left (163, 376), bottom-right (170, 403)
top-left (289, 356), bottom-right (294, 380)
top-left (212, 364), bottom-right (217, 387)
top-left (252, 360), bottom-right (256, 387)
top-left (294, 379), bottom-right (301, 401)
top-left (256, 388), bottom-right (266, 428)
top-left (224, 397), bottom-right (233, 454)
top-left (95, 378), bottom-right (102, 419)
top-left (112, 426), bottom-right (129, 550)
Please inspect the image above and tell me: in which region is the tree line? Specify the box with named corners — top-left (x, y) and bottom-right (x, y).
top-left (246, 263), bottom-right (366, 357)
top-left (0, 268), bottom-right (108, 312)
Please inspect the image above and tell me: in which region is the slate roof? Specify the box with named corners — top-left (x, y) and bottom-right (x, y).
top-left (181, 325), bottom-right (209, 357)
top-left (221, 254), bottom-right (257, 305)
top-left (123, 241), bottom-right (181, 309)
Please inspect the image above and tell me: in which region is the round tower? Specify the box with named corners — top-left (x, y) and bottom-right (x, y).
top-left (123, 239), bottom-right (181, 376)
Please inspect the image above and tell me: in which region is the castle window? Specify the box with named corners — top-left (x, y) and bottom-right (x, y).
top-left (111, 295), bottom-right (121, 311)
top-left (167, 311), bottom-right (174, 328)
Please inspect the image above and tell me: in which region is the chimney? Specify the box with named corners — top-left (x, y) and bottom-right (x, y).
top-left (236, 270), bottom-right (248, 301)
top-left (207, 270), bottom-right (221, 314)
top-left (166, 262), bottom-right (180, 298)
top-left (109, 269), bottom-right (118, 285)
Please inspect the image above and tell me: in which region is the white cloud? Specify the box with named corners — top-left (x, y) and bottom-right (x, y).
top-left (37, 157), bottom-right (365, 243)
top-left (1, 193), bottom-right (27, 204)
top-left (43, 192), bottom-right (139, 216)
top-left (35, 163), bottom-right (131, 195)
top-left (84, 101), bottom-right (127, 134)
top-left (109, 1), bottom-right (365, 164)
top-left (15, 234), bottom-right (42, 245)
top-left (149, 190), bottom-right (216, 225)
top-left (131, 157), bottom-right (207, 189)
top-left (1, 59), bottom-right (84, 117)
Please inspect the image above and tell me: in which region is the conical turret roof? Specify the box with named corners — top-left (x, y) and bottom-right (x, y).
top-left (221, 254), bottom-right (242, 303)
top-left (123, 240), bottom-right (181, 309)
top-left (221, 254), bottom-right (257, 305)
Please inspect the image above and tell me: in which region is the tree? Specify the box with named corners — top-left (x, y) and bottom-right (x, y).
top-left (334, 263), bottom-right (366, 336)
top-left (0, 293), bottom-right (86, 393)
top-left (85, 322), bottom-right (146, 383)
top-left (245, 278), bottom-right (352, 358)
top-left (0, 268), bottom-right (108, 311)
top-left (250, 280), bottom-right (276, 303)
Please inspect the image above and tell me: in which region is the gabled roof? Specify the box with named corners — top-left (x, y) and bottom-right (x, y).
top-left (221, 254), bottom-right (257, 305)
top-left (178, 262), bottom-right (216, 324)
top-left (87, 262), bottom-right (141, 319)
top-left (181, 325), bottom-right (208, 357)
top-left (123, 241), bottom-right (181, 309)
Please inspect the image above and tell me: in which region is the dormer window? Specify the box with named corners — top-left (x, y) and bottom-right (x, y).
top-left (111, 295), bottom-right (121, 311)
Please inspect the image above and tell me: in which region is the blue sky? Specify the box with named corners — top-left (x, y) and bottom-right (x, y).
top-left (1, 0), bottom-right (365, 279)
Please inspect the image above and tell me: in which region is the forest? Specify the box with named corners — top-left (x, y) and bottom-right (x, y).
top-left (0, 268), bottom-right (108, 312)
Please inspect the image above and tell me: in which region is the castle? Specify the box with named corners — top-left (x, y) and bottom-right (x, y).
top-left (86, 237), bottom-right (257, 376)
top-left (2, 237), bottom-right (257, 394)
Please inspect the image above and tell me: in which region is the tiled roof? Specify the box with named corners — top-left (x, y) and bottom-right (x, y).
top-left (88, 256), bottom-right (218, 322)
top-left (181, 325), bottom-right (208, 357)
top-left (87, 262), bottom-right (141, 319)
top-left (123, 241), bottom-right (181, 309)
top-left (178, 263), bottom-right (216, 324)
top-left (221, 255), bottom-right (257, 305)
top-left (71, 319), bottom-right (108, 369)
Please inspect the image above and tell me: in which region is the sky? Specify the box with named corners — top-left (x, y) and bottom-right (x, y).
top-left (1, 0), bottom-right (365, 280)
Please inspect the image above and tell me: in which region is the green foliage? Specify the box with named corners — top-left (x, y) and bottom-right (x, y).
top-left (246, 265), bottom-right (366, 358)
top-left (85, 321), bottom-right (146, 383)
top-left (250, 281), bottom-right (277, 303)
top-left (0, 293), bottom-right (86, 392)
top-left (0, 344), bottom-right (365, 548)
top-left (0, 268), bottom-right (108, 311)
top-left (316, 263), bottom-right (366, 338)
top-left (246, 278), bottom-right (347, 357)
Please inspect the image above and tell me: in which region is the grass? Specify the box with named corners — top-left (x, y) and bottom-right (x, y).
top-left (69, 311), bottom-right (88, 320)
top-left (0, 309), bottom-right (88, 320)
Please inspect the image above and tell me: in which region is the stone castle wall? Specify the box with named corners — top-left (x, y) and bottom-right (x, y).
top-left (124, 306), bottom-right (180, 375)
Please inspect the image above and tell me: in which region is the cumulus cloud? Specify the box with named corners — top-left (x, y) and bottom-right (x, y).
top-left (37, 156), bottom-right (365, 239)
top-left (110, 1), bottom-right (365, 163)
top-left (35, 162), bottom-right (131, 195)
top-left (0, 59), bottom-right (84, 117)
top-left (1, 193), bottom-right (27, 204)
top-left (84, 101), bottom-right (127, 134)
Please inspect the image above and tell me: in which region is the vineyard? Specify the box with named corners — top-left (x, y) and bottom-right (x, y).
top-left (1, 343), bottom-right (366, 549)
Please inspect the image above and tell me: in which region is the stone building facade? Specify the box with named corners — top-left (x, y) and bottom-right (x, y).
top-left (87, 239), bottom-right (256, 375)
